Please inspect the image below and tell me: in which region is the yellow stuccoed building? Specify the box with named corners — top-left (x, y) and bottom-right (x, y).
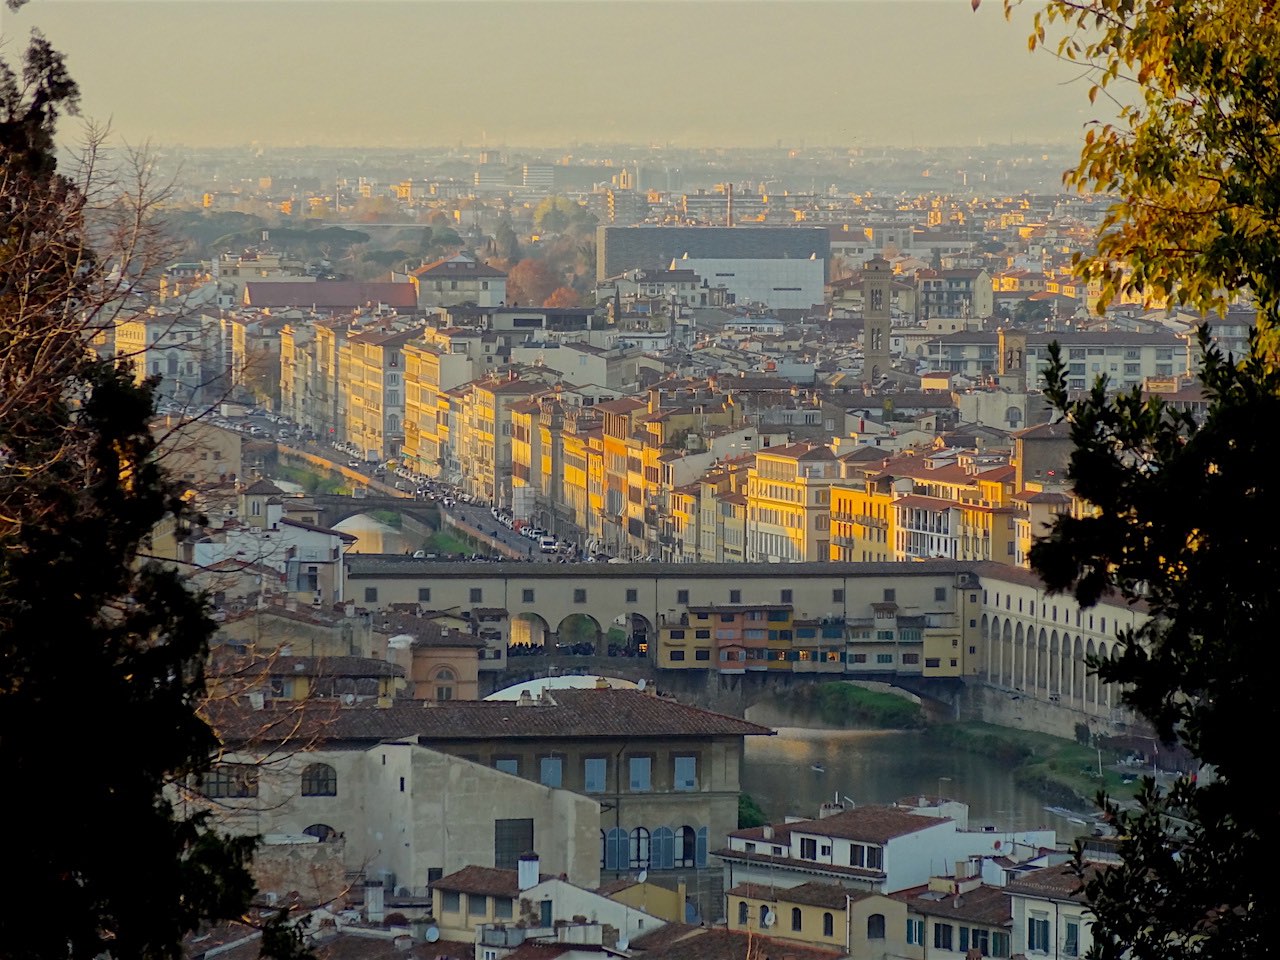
top-left (727, 881), bottom-right (909, 956)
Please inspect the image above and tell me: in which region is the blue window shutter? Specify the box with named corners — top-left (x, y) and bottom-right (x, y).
top-left (653, 827), bottom-right (674, 870)
top-left (695, 827), bottom-right (709, 867)
top-left (605, 828), bottom-right (626, 870)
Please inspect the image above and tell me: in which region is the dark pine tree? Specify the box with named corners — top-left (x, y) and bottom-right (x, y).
top-left (2, 8), bottom-right (304, 958)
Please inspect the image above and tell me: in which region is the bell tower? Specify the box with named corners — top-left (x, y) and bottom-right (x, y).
top-left (998, 327), bottom-right (1028, 392)
top-left (861, 256), bottom-right (892, 386)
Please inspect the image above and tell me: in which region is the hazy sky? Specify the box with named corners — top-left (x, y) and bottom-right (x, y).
top-left (2, 0), bottom-right (1098, 149)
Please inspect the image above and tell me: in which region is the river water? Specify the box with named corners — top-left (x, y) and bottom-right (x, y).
top-left (741, 703), bottom-right (1056, 833)
top-left (333, 513), bottom-right (413, 555)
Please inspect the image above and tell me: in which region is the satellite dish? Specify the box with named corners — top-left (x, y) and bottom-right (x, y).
top-left (763, 910), bottom-right (777, 928)
top-left (617, 939), bottom-right (630, 952)
top-left (636, 869), bottom-right (648, 884)
top-left (425, 927), bottom-right (440, 943)
top-left (636, 679), bottom-right (647, 692)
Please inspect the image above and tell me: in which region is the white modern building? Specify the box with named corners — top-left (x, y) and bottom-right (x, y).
top-left (924, 331), bottom-right (1187, 393)
top-left (673, 256), bottom-right (824, 311)
top-left (716, 803), bottom-right (1056, 896)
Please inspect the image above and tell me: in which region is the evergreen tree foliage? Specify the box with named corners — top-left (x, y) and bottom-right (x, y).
top-left (1014, 3), bottom-right (1280, 957)
top-left (2, 8), bottom-right (297, 957)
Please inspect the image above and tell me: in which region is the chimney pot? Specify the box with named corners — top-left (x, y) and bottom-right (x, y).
top-left (518, 853), bottom-right (540, 892)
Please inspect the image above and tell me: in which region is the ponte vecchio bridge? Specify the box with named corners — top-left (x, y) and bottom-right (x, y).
top-left (342, 557), bottom-right (1141, 737)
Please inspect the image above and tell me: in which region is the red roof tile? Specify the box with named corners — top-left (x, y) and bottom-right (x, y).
top-left (244, 282), bottom-right (418, 310)
top-left (891, 882), bottom-right (1012, 926)
top-left (210, 688), bottom-right (772, 746)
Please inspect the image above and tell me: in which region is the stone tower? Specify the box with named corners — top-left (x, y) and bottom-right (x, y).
top-left (998, 327), bottom-right (1028, 391)
top-left (861, 256), bottom-right (893, 386)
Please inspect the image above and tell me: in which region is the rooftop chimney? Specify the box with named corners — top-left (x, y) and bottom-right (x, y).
top-left (365, 881), bottom-right (385, 923)
top-left (517, 853), bottom-right (540, 892)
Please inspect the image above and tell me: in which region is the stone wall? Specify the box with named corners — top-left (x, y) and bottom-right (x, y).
top-left (253, 837), bottom-right (349, 905)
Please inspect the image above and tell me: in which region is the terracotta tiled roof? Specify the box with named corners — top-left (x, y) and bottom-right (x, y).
top-left (312, 937), bottom-right (472, 960)
top-left (630, 927), bottom-right (842, 960)
top-left (1005, 863), bottom-right (1100, 903)
top-left (892, 882), bottom-right (1012, 926)
top-left (627, 922), bottom-right (703, 953)
top-left (210, 688), bottom-right (772, 746)
top-left (777, 805), bottom-right (946, 844)
top-left (500, 945), bottom-right (578, 960)
top-left (594, 397), bottom-right (648, 414)
top-left (244, 282), bottom-right (418, 310)
top-left (242, 479), bottom-right (284, 495)
top-left (714, 847), bottom-right (885, 882)
top-left (758, 442), bottom-right (835, 461)
top-left (280, 517), bottom-right (358, 541)
top-left (1012, 490), bottom-right (1072, 504)
top-left (209, 655), bottom-right (404, 679)
top-left (371, 610), bottom-right (484, 647)
top-left (346, 327), bottom-right (420, 348)
top-left (429, 865), bottom-right (546, 898)
top-left (412, 256), bottom-right (507, 279)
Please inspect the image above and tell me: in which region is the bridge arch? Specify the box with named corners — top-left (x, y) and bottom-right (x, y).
top-left (556, 612), bottom-right (603, 652)
top-left (484, 673), bottom-right (640, 701)
top-left (607, 611), bottom-right (654, 656)
top-left (511, 611), bottom-right (552, 649)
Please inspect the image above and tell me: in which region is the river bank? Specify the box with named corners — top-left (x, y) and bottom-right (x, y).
top-left (930, 721), bottom-right (1128, 808)
top-left (765, 682), bottom-right (927, 729)
top-left (755, 688), bottom-right (1124, 810)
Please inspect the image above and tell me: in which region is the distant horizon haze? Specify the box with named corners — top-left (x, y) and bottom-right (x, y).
top-left (6, 0), bottom-right (1097, 150)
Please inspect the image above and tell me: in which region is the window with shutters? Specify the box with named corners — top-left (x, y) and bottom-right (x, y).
top-left (673, 755), bottom-right (697, 791)
top-left (628, 756), bottom-right (651, 791)
top-left (651, 826), bottom-right (674, 869)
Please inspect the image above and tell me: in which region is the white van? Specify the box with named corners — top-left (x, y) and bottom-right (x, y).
top-left (539, 536), bottom-right (557, 554)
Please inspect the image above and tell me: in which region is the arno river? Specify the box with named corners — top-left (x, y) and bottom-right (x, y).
top-left (741, 702), bottom-right (1059, 832)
